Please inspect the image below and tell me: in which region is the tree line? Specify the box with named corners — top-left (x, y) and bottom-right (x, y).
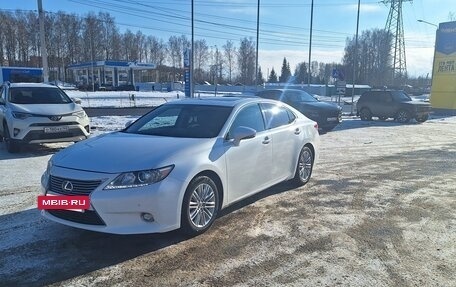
top-left (0, 9), bottom-right (425, 86)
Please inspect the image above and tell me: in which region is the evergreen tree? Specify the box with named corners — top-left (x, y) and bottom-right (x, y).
top-left (279, 57), bottom-right (292, 82)
top-left (294, 62), bottom-right (308, 84)
top-left (268, 68), bottom-right (278, 83)
top-left (257, 66), bottom-right (265, 85)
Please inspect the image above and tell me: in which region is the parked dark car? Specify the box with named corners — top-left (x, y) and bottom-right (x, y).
top-left (356, 90), bottom-right (431, 123)
top-left (256, 89), bottom-right (342, 132)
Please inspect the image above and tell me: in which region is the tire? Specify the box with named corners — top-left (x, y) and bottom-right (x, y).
top-left (181, 175), bottom-right (220, 235)
top-left (359, 108), bottom-right (372, 121)
top-left (415, 114), bottom-right (429, 123)
top-left (3, 124), bottom-right (21, 153)
top-left (396, 110), bottom-right (410, 123)
top-left (292, 146), bottom-right (314, 186)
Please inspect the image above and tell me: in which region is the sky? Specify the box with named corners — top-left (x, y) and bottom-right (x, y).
top-left (2, 0), bottom-right (455, 79)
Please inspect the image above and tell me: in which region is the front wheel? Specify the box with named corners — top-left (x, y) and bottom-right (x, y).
top-left (3, 124), bottom-right (21, 153)
top-left (415, 114), bottom-right (429, 123)
top-left (181, 176), bottom-right (220, 235)
top-left (292, 146), bottom-right (314, 186)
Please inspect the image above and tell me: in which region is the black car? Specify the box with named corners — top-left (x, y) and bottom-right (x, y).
top-left (256, 89), bottom-right (342, 132)
top-left (356, 90), bottom-right (431, 123)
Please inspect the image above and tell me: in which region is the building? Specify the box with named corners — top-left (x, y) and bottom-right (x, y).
top-left (67, 61), bottom-right (156, 90)
top-left (0, 67), bottom-right (43, 83)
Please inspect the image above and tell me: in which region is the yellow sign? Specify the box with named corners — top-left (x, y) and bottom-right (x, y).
top-left (430, 21), bottom-right (456, 110)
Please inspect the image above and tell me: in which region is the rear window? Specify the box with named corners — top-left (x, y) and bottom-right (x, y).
top-left (9, 87), bottom-right (72, 104)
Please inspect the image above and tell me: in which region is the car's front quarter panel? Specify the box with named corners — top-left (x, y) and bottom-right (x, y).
top-left (42, 165), bottom-right (187, 234)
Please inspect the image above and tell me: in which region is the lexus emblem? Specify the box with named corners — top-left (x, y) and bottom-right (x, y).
top-left (49, 115), bottom-right (62, 121)
top-left (62, 181), bottom-right (74, 192)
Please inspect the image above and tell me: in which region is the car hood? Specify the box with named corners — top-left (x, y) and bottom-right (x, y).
top-left (53, 132), bottom-right (215, 173)
top-left (9, 102), bottom-right (82, 115)
top-left (403, 101), bottom-right (431, 107)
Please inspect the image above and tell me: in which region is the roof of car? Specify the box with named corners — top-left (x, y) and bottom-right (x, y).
top-left (166, 96), bottom-right (267, 107)
top-left (7, 82), bottom-right (58, 88)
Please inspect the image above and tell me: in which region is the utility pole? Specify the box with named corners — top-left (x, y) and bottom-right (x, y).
top-left (255, 0), bottom-right (260, 89)
top-left (307, 0), bottom-right (314, 87)
top-left (351, 0), bottom-right (361, 115)
top-left (37, 0), bottom-right (49, 82)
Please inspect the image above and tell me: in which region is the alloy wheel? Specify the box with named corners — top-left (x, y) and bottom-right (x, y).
top-left (188, 183), bottom-right (216, 228)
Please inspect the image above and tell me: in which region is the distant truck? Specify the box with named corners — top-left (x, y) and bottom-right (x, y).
top-left (0, 67), bottom-right (43, 83)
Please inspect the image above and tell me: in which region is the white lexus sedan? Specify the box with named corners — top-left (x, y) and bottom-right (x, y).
top-left (41, 97), bottom-right (319, 235)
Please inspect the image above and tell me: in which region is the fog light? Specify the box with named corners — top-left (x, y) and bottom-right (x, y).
top-left (13, 128), bottom-right (20, 136)
top-left (141, 212), bottom-right (154, 222)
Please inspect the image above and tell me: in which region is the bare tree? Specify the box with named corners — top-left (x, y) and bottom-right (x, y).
top-left (237, 37), bottom-right (256, 85)
top-left (98, 12), bottom-right (117, 61)
top-left (343, 29), bottom-right (392, 86)
top-left (146, 36), bottom-right (166, 65)
top-left (193, 39), bottom-right (209, 83)
top-left (223, 40), bottom-right (236, 84)
top-left (3, 12), bottom-right (17, 65)
top-left (167, 35), bottom-right (189, 81)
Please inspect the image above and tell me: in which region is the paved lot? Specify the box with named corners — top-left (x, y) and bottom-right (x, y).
top-left (0, 117), bottom-right (455, 286)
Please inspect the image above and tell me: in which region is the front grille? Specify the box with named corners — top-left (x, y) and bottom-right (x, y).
top-left (22, 128), bottom-right (85, 142)
top-left (49, 175), bottom-right (102, 196)
top-left (47, 209), bottom-right (105, 225)
top-left (30, 122), bottom-right (80, 127)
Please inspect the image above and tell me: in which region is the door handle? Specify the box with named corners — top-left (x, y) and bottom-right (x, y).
top-left (294, 128), bottom-right (301, 135)
top-left (262, 136), bottom-right (270, 144)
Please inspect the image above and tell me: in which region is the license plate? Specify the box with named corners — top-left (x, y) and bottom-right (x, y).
top-left (327, 117), bottom-right (338, 122)
top-left (44, 193), bottom-right (86, 212)
top-left (44, 126), bottom-right (69, 133)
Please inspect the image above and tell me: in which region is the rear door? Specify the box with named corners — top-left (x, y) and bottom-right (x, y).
top-left (261, 103), bottom-right (302, 182)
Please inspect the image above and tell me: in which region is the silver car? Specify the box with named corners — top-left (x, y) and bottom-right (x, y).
top-left (41, 97), bottom-right (319, 235)
top-left (0, 82), bottom-right (90, 153)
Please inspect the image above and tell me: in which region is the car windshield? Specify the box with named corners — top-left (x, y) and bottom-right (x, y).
top-left (392, 91), bottom-right (412, 102)
top-left (9, 87), bottom-right (72, 104)
top-left (284, 90), bottom-right (318, 102)
top-left (124, 104), bottom-right (233, 138)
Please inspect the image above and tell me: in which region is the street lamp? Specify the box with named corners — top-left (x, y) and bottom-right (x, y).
top-left (417, 19), bottom-right (438, 28)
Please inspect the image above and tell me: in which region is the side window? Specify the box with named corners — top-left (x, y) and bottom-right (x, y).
top-left (228, 104), bottom-right (265, 138)
top-left (380, 92), bottom-right (393, 103)
top-left (261, 103), bottom-right (293, 129)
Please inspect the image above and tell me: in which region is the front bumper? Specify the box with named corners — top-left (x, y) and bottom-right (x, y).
top-left (8, 114), bottom-right (90, 144)
top-left (41, 165), bottom-right (186, 234)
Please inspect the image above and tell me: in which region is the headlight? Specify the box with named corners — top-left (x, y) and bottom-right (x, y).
top-left (104, 165), bottom-right (174, 190)
top-left (12, 111), bottom-right (33, 120)
top-left (73, 110), bottom-right (87, 118)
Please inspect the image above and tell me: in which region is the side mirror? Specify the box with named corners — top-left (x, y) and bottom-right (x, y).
top-left (72, 97), bottom-right (82, 105)
top-left (231, 126), bottom-right (256, 146)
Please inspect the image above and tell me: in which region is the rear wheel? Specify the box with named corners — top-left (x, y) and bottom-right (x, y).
top-left (181, 175), bottom-right (220, 235)
top-left (3, 124), bottom-right (21, 153)
top-left (396, 110), bottom-right (410, 123)
top-left (292, 146), bottom-right (314, 186)
top-left (415, 114), bottom-right (429, 123)
top-left (359, 108), bottom-right (372, 121)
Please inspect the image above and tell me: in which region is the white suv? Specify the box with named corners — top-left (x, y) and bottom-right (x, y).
top-left (0, 82), bottom-right (90, 153)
